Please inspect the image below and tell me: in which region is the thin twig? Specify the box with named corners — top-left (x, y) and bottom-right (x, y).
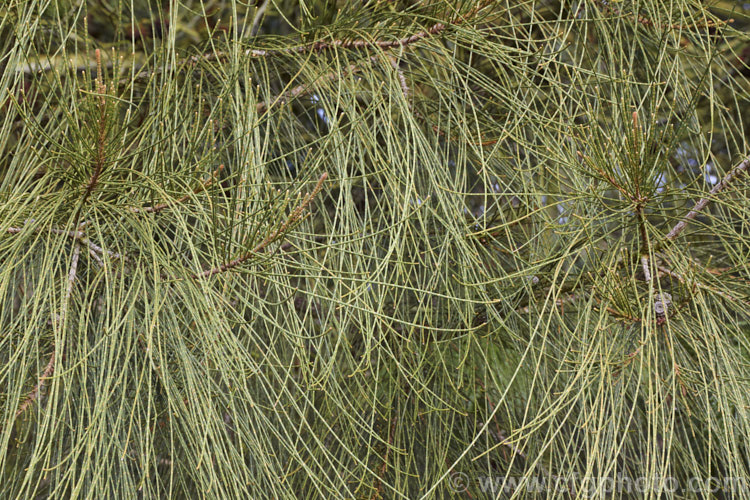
top-left (88, 246), bottom-right (104, 266)
top-left (6, 224), bottom-right (82, 239)
top-left (591, 295), bottom-right (642, 323)
top-left (195, 22), bottom-right (448, 63)
top-left (591, 0), bottom-right (733, 30)
top-left (15, 243), bottom-right (81, 418)
top-left (194, 173), bottom-right (327, 279)
top-left (664, 157), bottom-right (749, 242)
top-left (386, 54), bottom-right (410, 103)
top-left (130, 164), bottom-right (225, 214)
top-left (81, 237), bottom-right (121, 259)
top-left (191, 1), bottom-right (494, 64)
top-left (14, 352), bottom-right (56, 418)
top-left (658, 265), bottom-right (750, 308)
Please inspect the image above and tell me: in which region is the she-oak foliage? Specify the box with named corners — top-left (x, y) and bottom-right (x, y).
top-left (0, 0), bottom-right (749, 498)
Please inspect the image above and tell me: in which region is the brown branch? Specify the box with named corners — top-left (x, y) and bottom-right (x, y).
top-left (664, 157), bottom-right (749, 243)
top-left (116, 3), bottom-right (495, 87)
top-left (193, 173), bottom-right (327, 279)
top-left (16, 243), bottom-right (81, 419)
top-left (190, 1), bottom-right (494, 65)
top-left (194, 22), bottom-right (448, 64)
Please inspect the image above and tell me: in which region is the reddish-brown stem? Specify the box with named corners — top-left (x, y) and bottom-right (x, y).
top-left (577, 150), bottom-right (633, 201)
top-left (194, 173), bottom-right (327, 279)
top-left (80, 50), bottom-right (109, 209)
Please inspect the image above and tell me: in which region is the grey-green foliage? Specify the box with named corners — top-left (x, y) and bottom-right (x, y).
top-left (1, 0), bottom-right (749, 498)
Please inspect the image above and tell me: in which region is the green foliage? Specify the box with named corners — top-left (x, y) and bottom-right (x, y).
top-left (1, 0), bottom-right (749, 498)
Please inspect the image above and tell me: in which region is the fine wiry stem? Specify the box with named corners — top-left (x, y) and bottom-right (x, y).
top-left (658, 265), bottom-right (750, 308)
top-left (15, 243), bottom-right (81, 419)
top-left (194, 173), bottom-right (327, 279)
top-left (194, 22), bottom-right (449, 63)
top-left (255, 66), bottom-right (360, 115)
top-left (130, 164), bottom-right (225, 214)
top-left (664, 157), bottom-right (749, 242)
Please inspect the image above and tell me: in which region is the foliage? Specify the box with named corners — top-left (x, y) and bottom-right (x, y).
top-left (1, 0), bottom-right (749, 497)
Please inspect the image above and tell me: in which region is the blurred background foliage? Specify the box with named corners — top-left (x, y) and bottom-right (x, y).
top-left (1, 0), bottom-right (749, 498)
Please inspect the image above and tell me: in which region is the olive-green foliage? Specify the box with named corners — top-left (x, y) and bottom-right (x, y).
top-left (1, 0), bottom-right (749, 498)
